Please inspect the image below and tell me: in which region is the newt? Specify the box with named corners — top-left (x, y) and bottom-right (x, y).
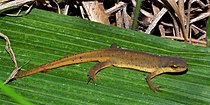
top-left (13, 44), bottom-right (187, 91)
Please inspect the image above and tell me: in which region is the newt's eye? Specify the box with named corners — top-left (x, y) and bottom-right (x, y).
top-left (171, 65), bottom-right (178, 68)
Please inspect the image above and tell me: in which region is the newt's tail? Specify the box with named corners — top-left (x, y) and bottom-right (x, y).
top-left (15, 49), bottom-right (110, 78)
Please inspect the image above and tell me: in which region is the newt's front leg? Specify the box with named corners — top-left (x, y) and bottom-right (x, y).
top-left (87, 61), bottom-right (112, 85)
top-left (146, 69), bottom-right (165, 92)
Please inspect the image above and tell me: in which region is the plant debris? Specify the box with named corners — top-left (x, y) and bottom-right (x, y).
top-left (139, 0), bottom-right (209, 46)
top-left (0, 32), bottom-right (20, 84)
top-left (0, 0), bottom-right (209, 46)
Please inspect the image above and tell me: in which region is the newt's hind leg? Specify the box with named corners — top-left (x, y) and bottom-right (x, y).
top-left (87, 61), bottom-right (112, 85)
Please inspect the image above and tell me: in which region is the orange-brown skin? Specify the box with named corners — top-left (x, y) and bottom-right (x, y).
top-left (15, 44), bottom-right (188, 91)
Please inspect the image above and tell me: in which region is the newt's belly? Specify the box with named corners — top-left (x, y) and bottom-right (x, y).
top-left (112, 63), bottom-right (158, 73)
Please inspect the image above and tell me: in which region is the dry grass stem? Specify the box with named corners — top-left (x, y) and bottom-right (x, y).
top-left (0, 0), bottom-right (34, 10)
top-left (145, 8), bottom-right (167, 34)
top-left (105, 2), bottom-right (127, 16)
top-left (0, 32), bottom-right (20, 84)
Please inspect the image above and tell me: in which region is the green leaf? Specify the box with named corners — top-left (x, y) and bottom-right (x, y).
top-left (0, 9), bottom-right (210, 104)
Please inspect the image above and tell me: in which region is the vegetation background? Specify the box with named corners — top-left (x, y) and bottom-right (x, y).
top-left (0, 0), bottom-right (210, 104)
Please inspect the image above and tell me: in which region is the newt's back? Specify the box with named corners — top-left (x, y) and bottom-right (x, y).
top-left (103, 48), bottom-right (162, 72)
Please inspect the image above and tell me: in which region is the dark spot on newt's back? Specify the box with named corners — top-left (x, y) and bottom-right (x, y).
top-left (79, 57), bottom-right (83, 61)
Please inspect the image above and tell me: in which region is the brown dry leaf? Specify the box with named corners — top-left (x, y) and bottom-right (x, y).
top-left (152, 3), bottom-right (160, 15)
top-left (159, 24), bottom-right (165, 36)
top-left (122, 6), bottom-right (131, 29)
top-left (114, 2), bottom-right (128, 28)
top-left (82, 1), bottom-right (109, 25)
top-left (116, 8), bottom-right (123, 27)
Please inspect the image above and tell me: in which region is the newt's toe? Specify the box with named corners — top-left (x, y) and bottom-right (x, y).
top-left (86, 75), bottom-right (97, 85)
top-left (151, 85), bottom-right (164, 92)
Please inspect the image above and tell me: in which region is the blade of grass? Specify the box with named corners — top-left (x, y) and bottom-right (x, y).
top-left (131, 0), bottom-right (141, 30)
top-left (0, 81), bottom-right (34, 105)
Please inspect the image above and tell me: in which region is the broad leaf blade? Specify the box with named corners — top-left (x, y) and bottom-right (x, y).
top-left (0, 9), bottom-right (210, 104)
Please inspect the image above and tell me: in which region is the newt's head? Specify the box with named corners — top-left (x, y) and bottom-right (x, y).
top-left (160, 56), bottom-right (188, 73)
